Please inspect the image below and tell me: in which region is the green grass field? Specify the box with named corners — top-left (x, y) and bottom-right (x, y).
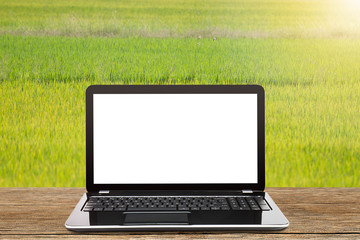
top-left (1, 0), bottom-right (359, 187)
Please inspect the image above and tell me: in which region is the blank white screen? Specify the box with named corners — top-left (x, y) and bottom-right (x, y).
top-left (93, 94), bottom-right (257, 184)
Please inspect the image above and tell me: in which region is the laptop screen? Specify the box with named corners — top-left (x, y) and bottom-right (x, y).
top-left (93, 93), bottom-right (258, 184)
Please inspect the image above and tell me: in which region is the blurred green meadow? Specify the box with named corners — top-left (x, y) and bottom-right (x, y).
top-left (0, 0), bottom-right (359, 187)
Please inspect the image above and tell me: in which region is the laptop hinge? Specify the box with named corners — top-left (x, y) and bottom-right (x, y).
top-left (99, 190), bottom-right (110, 194)
top-left (242, 190), bottom-right (253, 193)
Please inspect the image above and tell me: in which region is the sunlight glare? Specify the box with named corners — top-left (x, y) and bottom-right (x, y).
top-left (344, 0), bottom-right (360, 11)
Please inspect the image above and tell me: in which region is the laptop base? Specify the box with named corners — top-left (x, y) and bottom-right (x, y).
top-left (65, 192), bottom-right (289, 231)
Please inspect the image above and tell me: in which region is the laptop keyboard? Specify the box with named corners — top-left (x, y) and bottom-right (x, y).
top-left (83, 196), bottom-right (271, 212)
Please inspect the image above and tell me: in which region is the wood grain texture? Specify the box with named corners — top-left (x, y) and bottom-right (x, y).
top-left (0, 188), bottom-right (359, 239)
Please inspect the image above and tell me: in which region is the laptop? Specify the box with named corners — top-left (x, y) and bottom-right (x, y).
top-left (65, 85), bottom-right (289, 231)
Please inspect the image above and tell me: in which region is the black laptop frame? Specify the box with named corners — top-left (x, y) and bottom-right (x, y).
top-left (86, 85), bottom-right (265, 192)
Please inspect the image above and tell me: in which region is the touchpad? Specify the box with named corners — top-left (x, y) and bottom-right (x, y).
top-left (124, 213), bottom-right (189, 225)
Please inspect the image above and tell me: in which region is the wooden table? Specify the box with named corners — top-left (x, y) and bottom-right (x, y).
top-left (0, 188), bottom-right (359, 239)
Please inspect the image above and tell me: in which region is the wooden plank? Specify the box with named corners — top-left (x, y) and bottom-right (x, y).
top-left (266, 187), bottom-right (360, 205)
top-left (1, 234), bottom-right (360, 239)
top-left (0, 188), bottom-right (359, 238)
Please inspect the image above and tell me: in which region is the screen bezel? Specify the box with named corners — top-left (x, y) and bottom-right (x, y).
top-left (86, 85), bottom-right (265, 192)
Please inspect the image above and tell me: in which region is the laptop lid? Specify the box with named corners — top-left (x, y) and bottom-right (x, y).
top-left (86, 85), bottom-right (265, 192)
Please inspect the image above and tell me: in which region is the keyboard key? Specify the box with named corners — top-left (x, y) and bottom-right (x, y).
top-left (211, 207), bottom-right (221, 210)
top-left (127, 207), bottom-right (177, 211)
top-left (178, 207), bottom-right (190, 211)
top-left (191, 207), bottom-right (200, 210)
top-left (239, 203), bottom-right (249, 207)
top-left (260, 205), bottom-right (271, 211)
top-left (251, 207), bottom-right (261, 211)
top-left (93, 208), bottom-right (103, 211)
top-left (254, 198), bottom-right (270, 210)
top-left (114, 207), bottom-right (127, 211)
top-left (85, 202), bottom-right (98, 206)
top-left (239, 207), bottom-right (251, 210)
